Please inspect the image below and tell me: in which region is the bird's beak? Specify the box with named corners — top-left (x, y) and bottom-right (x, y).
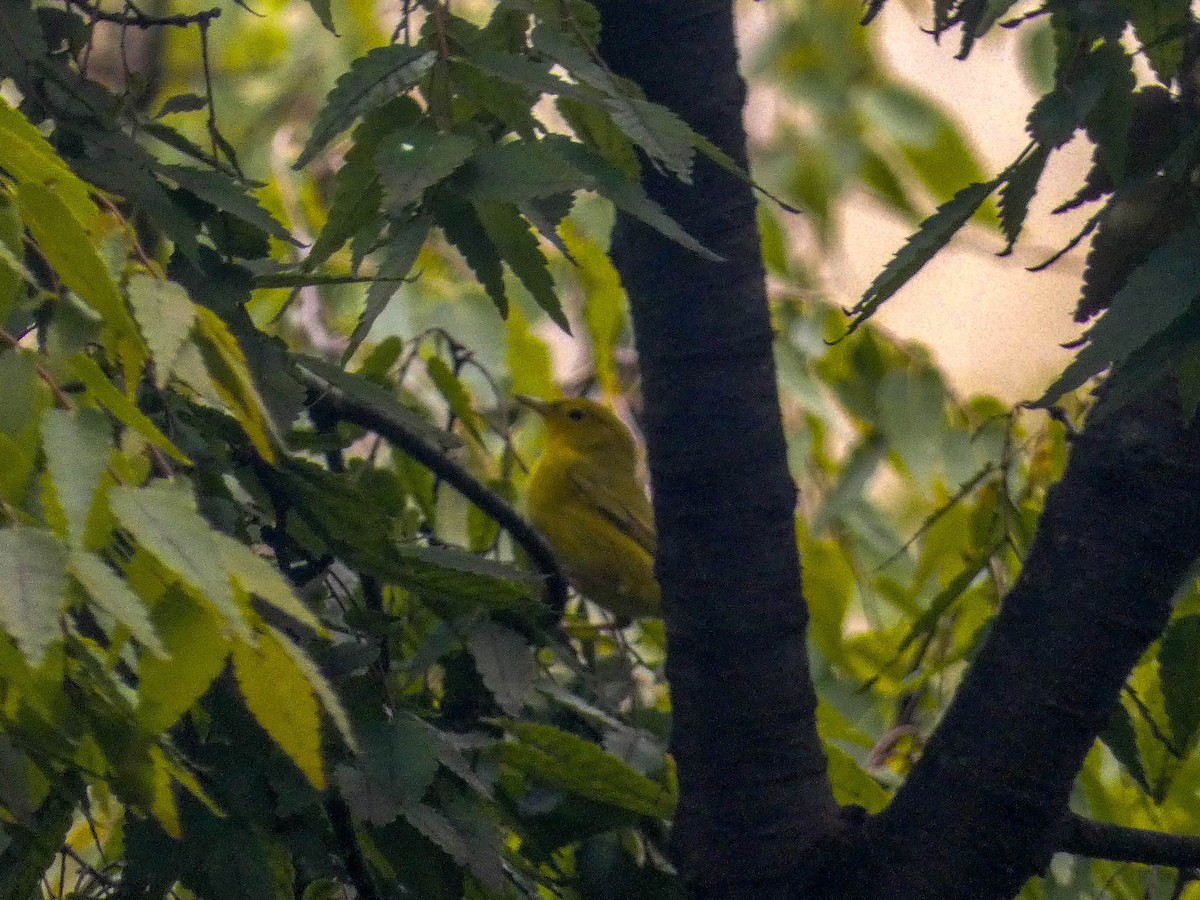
top-left (515, 394), bottom-right (551, 417)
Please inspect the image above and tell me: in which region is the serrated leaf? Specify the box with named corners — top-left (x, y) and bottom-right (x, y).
top-left (438, 195), bottom-right (507, 314)
top-left (68, 355), bottom-right (191, 464)
top-left (457, 138), bottom-right (588, 204)
top-left (109, 481), bottom-right (249, 639)
top-left (193, 306), bottom-right (278, 462)
top-left (1122, 0), bottom-right (1189, 83)
top-left (497, 721), bottom-right (675, 818)
top-left (475, 201), bottom-right (568, 329)
top-left (0, 529), bottom-right (68, 666)
top-left (155, 93), bottom-right (208, 117)
top-left (137, 592), bottom-right (228, 732)
top-left (271, 626), bottom-right (357, 752)
top-left (1084, 48), bottom-right (1135, 184)
top-left (160, 164), bottom-right (295, 244)
top-left (307, 154), bottom-right (382, 272)
top-left (467, 620), bottom-right (536, 716)
top-left (345, 214), bottom-right (431, 360)
top-left (0, 97), bottom-right (98, 225)
top-left (848, 179), bottom-right (998, 333)
top-left (1160, 615), bottom-right (1200, 751)
top-left (16, 181), bottom-right (137, 337)
top-left (68, 549), bottom-right (167, 658)
top-left (1099, 700), bottom-right (1151, 792)
top-left (40, 408), bottom-right (112, 546)
top-left (127, 274), bottom-right (196, 387)
top-left (550, 138), bottom-right (720, 260)
top-left (296, 45), bottom-right (437, 169)
top-left (1027, 41), bottom-right (1125, 150)
top-left (233, 625), bottom-right (326, 789)
top-left (401, 800), bottom-right (505, 892)
top-left (998, 146), bottom-right (1050, 254)
top-left (336, 714), bottom-right (441, 823)
top-left (376, 127), bottom-right (476, 213)
top-left (562, 221), bottom-right (625, 392)
top-left (213, 534), bottom-right (323, 633)
top-left (1037, 222), bottom-right (1200, 406)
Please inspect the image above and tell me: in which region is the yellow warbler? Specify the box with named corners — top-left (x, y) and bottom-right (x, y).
top-left (517, 396), bottom-right (660, 619)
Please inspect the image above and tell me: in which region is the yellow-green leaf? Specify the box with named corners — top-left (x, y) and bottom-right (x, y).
top-left (232, 626), bottom-right (326, 789)
top-left (192, 307), bottom-right (277, 462)
top-left (109, 481), bottom-right (249, 639)
top-left (213, 534), bottom-right (323, 634)
top-left (0, 98), bottom-right (98, 225)
top-left (16, 181), bottom-right (136, 337)
top-left (137, 591), bottom-right (228, 733)
top-left (68, 355), bottom-right (191, 464)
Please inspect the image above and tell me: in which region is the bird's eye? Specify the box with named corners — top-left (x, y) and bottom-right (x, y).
top-left (567, 409), bottom-right (586, 422)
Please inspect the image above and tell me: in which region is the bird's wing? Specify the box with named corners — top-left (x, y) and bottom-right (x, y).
top-left (568, 468), bottom-right (657, 556)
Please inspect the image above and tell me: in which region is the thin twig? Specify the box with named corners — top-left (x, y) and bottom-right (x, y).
top-left (61, 0), bottom-right (220, 28)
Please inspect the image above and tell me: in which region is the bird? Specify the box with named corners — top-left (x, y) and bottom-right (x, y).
top-left (516, 395), bottom-right (660, 620)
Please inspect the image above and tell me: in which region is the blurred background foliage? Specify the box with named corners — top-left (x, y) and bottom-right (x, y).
top-left (3, 0), bottom-right (1200, 897)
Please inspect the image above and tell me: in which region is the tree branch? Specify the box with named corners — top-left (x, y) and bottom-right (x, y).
top-left (858, 384), bottom-right (1200, 899)
top-left (60, 0), bottom-right (221, 28)
top-left (295, 365), bottom-right (571, 615)
top-left (1057, 812), bottom-right (1200, 869)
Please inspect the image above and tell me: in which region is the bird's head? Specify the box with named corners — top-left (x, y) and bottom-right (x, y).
top-left (516, 395), bottom-right (637, 461)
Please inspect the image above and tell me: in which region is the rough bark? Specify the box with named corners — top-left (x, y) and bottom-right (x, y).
top-left (857, 386), bottom-right (1200, 899)
top-left (595, 1), bottom-right (843, 895)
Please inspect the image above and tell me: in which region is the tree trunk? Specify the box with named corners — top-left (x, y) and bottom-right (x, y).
top-left (595, 2), bottom-right (843, 895)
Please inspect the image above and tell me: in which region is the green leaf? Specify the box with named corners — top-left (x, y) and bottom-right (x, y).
top-left (272, 626), bottom-right (357, 752)
top-left (998, 146), bottom-right (1050, 254)
top-left (1037, 222), bottom-right (1200, 406)
top-left (1159, 615), bottom-right (1200, 750)
top-left (296, 45), bottom-right (438, 169)
top-left (1027, 40), bottom-right (1126, 150)
top-left (497, 721), bottom-right (676, 819)
top-left (824, 744), bottom-right (890, 813)
top-left (1098, 700), bottom-right (1151, 793)
top-left (400, 799), bottom-right (505, 893)
top-left (0, 349), bottom-right (37, 436)
top-left (0, 97), bottom-right (98, 225)
top-left (307, 147), bottom-right (384, 271)
top-left (1084, 48), bottom-right (1135, 184)
top-left (346, 214), bottom-right (431, 360)
top-left (0, 529), bottom-right (68, 666)
top-left (456, 138), bottom-right (587, 205)
top-left (127, 274), bottom-right (196, 388)
top-left (16, 181), bottom-right (137, 337)
top-left (0, 190), bottom-right (25, 326)
top-left (68, 549), bottom-right (168, 658)
top-left (563, 222), bottom-right (626, 394)
top-left (232, 625), bottom-right (326, 789)
top-left (40, 408), bottom-right (112, 546)
top-left (506, 305), bottom-right (556, 399)
top-left (336, 714), bottom-right (441, 824)
top-left (425, 355), bottom-right (482, 439)
top-left (847, 179), bottom-right (998, 333)
top-left (1120, 0), bottom-right (1189, 83)
top-left (68, 354), bottom-right (192, 464)
top-left (302, 0), bottom-right (336, 32)
top-left (137, 591), bottom-right (228, 732)
top-left (159, 165), bottom-right (295, 244)
top-left (467, 620), bottom-right (536, 716)
top-left (475, 201), bottom-right (569, 329)
top-left (109, 481), bottom-right (249, 639)
top-left (438, 195), bottom-right (507, 314)
top-left (376, 127), bottom-right (476, 213)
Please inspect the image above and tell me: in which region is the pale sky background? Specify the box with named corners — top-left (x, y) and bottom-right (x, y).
top-left (741, 2), bottom-right (1095, 403)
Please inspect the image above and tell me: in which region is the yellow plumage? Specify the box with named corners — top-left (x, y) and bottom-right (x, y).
top-left (517, 396), bottom-right (660, 619)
